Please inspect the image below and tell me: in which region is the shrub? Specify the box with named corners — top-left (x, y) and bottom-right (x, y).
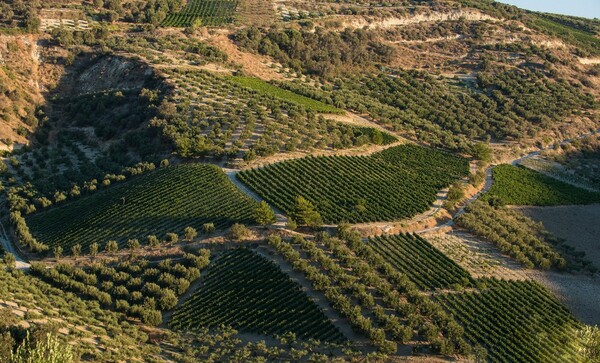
top-left (229, 223), bottom-right (252, 241)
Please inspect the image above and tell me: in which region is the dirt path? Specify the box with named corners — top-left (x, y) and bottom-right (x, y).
top-left (254, 246), bottom-right (372, 347)
top-left (0, 219), bottom-right (30, 270)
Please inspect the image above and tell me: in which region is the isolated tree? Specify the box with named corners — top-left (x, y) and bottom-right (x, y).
top-left (127, 239), bottom-right (140, 251)
top-left (184, 227), bottom-right (198, 242)
top-left (71, 244), bottom-right (82, 258)
top-left (53, 246), bottom-right (63, 261)
top-left (229, 223), bottom-right (252, 241)
top-left (105, 240), bottom-right (119, 254)
top-left (286, 218), bottom-right (298, 231)
top-left (89, 242), bottom-right (99, 258)
top-left (255, 201), bottom-right (276, 226)
top-left (372, 129), bottom-right (384, 145)
top-left (203, 223), bottom-right (215, 234)
top-left (3, 252), bottom-right (16, 269)
top-left (471, 142), bottom-right (492, 163)
top-left (148, 235), bottom-right (160, 249)
top-left (292, 196), bottom-right (323, 229)
top-left (166, 233), bottom-right (178, 244)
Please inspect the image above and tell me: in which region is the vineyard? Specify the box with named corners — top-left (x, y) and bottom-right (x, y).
top-left (161, 0), bottom-right (239, 27)
top-left (484, 164), bottom-right (600, 206)
top-left (26, 164), bottom-right (259, 252)
top-left (368, 233), bottom-right (474, 290)
top-left (170, 248), bottom-right (345, 342)
top-left (436, 278), bottom-right (584, 363)
top-left (155, 68), bottom-right (392, 160)
top-left (228, 76), bottom-right (344, 114)
top-left (238, 144), bottom-right (469, 223)
top-left (30, 251), bottom-right (212, 326)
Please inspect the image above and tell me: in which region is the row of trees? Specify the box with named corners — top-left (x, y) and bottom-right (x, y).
top-left (31, 250), bottom-right (211, 326)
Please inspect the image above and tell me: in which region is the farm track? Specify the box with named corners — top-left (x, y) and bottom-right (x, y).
top-left (0, 219), bottom-right (30, 269)
top-left (253, 247), bottom-right (374, 348)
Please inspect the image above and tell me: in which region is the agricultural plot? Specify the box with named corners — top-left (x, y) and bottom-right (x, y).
top-left (162, 0), bottom-right (239, 27)
top-left (238, 144), bottom-right (469, 223)
top-left (31, 251), bottom-right (211, 325)
top-left (156, 69), bottom-right (395, 160)
top-left (228, 76), bottom-right (344, 114)
top-left (484, 164), bottom-right (600, 206)
top-left (436, 278), bottom-right (584, 363)
top-left (268, 234), bottom-right (471, 354)
top-left (170, 248), bottom-right (345, 342)
top-left (26, 164), bottom-right (258, 252)
top-left (368, 233), bottom-right (474, 290)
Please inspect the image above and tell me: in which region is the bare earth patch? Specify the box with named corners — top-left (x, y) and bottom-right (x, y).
top-left (423, 231), bottom-right (529, 280)
top-left (518, 204), bottom-right (600, 267)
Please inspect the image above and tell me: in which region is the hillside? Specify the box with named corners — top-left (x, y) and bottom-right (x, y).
top-left (0, 0), bottom-right (599, 362)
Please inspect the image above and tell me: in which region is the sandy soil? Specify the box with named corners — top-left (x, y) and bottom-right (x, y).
top-left (425, 227), bottom-right (600, 326)
top-left (207, 34), bottom-right (285, 81)
top-left (519, 204), bottom-right (600, 268)
top-left (424, 231), bottom-right (529, 280)
top-left (528, 271), bottom-right (600, 326)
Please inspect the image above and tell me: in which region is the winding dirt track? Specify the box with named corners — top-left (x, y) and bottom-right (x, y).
top-left (0, 220), bottom-right (29, 269)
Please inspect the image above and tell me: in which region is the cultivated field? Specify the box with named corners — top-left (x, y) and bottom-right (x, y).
top-left (368, 233), bottom-right (474, 290)
top-left (162, 0), bottom-right (239, 27)
top-left (26, 164), bottom-right (259, 252)
top-left (484, 164), bottom-right (600, 206)
top-left (436, 278), bottom-right (584, 363)
top-left (170, 248), bottom-right (345, 342)
top-left (238, 144), bottom-right (469, 223)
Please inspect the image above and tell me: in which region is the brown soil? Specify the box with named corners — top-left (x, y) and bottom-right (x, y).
top-left (207, 33), bottom-right (284, 81)
top-left (518, 204), bottom-right (600, 267)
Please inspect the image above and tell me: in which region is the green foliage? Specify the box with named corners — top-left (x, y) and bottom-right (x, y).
top-left (31, 251), bottom-right (211, 325)
top-left (161, 0), bottom-right (239, 27)
top-left (436, 278), bottom-right (584, 363)
top-left (11, 332), bottom-right (74, 363)
top-left (2, 252), bottom-right (16, 269)
top-left (369, 233), bottom-right (474, 290)
top-left (291, 196), bottom-right (323, 228)
top-left (238, 144), bottom-right (469, 223)
top-left (456, 201), bottom-right (594, 271)
top-left (228, 223), bottom-right (252, 241)
top-left (577, 325), bottom-right (600, 363)
top-left (184, 227), bottom-right (198, 241)
top-left (27, 164), bottom-right (259, 253)
top-left (269, 234), bottom-right (470, 354)
top-left (484, 165), bottom-right (600, 206)
top-left (254, 201), bottom-right (276, 226)
top-left (154, 69), bottom-right (393, 160)
top-left (229, 77), bottom-right (344, 114)
top-left (530, 15), bottom-right (600, 56)
top-left (170, 248), bottom-right (344, 342)
top-left (234, 26), bottom-right (395, 78)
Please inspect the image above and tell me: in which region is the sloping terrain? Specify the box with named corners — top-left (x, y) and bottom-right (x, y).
top-left (0, 0), bottom-right (598, 362)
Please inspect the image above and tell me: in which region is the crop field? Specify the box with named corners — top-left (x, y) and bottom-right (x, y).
top-left (162, 0), bottom-right (239, 27)
top-left (26, 164), bottom-right (259, 252)
top-left (238, 144), bottom-right (469, 223)
top-left (30, 251), bottom-right (211, 325)
top-left (484, 164), bottom-right (600, 206)
top-left (436, 278), bottom-right (584, 363)
top-left (368, 233), bottom-right (474, 290)
top-left (170, 248), bottom-right (345, 342)
top-left (157, 69), bottom-right (394, 159)
top-left (228, 76), bottom-right (344, 114)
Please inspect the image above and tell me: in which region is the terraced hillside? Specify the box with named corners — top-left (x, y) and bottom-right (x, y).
top-left (155, 68), bottom-right (393, 160)
top-left (162, 0), bottom-right (239, 27)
